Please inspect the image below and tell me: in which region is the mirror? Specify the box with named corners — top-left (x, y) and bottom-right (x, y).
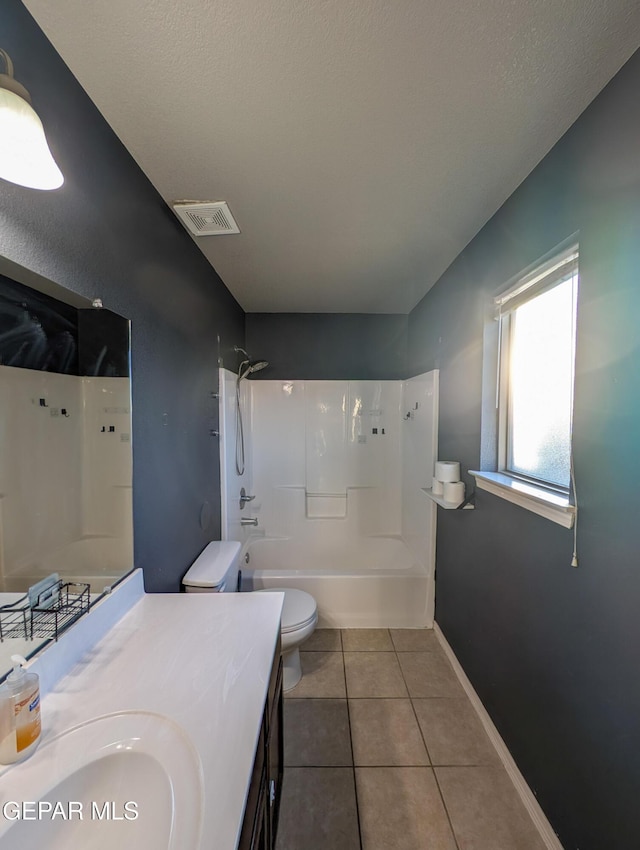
top-left (0, 257), bottom-right (133, 678)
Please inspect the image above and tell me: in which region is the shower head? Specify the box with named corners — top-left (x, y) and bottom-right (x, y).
top-left (234, 345), bottom-right (268, 377)
top-left (238, 358), bottom-right (269, 380)
top-left (249, 360), bottom-right (269, 373)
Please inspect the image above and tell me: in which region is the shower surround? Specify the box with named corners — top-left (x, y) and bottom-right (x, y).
top-left (0, 367), bottom-right (132, 593)
top-left (219, 369), bottom-right (438, 627)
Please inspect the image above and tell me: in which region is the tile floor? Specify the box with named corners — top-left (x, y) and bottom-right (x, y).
top-left (276, 629), bottom-right (548, 850)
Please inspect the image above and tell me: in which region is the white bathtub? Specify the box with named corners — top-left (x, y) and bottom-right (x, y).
top-left (241, 536), bottom-right (433, 628)
top-left (2, 537), bottom-right (132, 595)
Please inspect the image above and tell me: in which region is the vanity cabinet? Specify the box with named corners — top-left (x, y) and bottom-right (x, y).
top-left (238, 639), bottom-right (284, 850)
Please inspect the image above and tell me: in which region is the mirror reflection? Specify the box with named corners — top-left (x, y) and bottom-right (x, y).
top-left (0, 261), bottom-right (133, 676)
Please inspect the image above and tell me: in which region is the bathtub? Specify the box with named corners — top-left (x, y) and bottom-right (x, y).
top-left (1, 537), bottom-right (132, 596)
top-left (241, 535), bottom-right (433, 628)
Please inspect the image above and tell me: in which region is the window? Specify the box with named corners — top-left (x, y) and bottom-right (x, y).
top-left (472, 243), bottom-right (578, 527)
top-left (497, 245), bottom-right (579, 491)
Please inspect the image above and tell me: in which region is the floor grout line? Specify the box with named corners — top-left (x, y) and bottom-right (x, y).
top-left (286, 695), bottom-right (470, 700)
top-left (395, 646), bottom-right (463, 850)
top-left (343, 649), bottom-right (364, 850)
top-left (339, 646), bottom-right (364, 849)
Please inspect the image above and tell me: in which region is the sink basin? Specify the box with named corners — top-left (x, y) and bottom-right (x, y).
top-left (0, 711), bottom-right (204, 850)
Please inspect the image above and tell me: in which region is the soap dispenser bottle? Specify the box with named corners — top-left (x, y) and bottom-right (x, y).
top-left (0, 655), bottom-right (42, 764)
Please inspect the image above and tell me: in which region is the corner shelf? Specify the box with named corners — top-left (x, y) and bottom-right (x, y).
top-left (422, 488), bottom-right (474, 510)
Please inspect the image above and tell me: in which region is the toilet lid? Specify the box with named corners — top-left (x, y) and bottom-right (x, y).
top-left (182, 540), bottom-right (241, 589)
top-left (256, 588), bottom-right (317, 634)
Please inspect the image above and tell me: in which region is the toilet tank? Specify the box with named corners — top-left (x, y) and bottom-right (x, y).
top-left (182, 540), bottom-right (242, 593)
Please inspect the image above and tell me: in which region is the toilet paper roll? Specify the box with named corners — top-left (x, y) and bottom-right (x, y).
top-left (432, 477), bottom-right (444, 496)
top-left (435, 461), bottom-right (460, 483)
top-left (443, 480), bottom-right (465, 505)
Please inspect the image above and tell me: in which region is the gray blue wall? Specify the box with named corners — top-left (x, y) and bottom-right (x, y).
top-left (0, 1), bottom-right (245, 591)
top-left (245, 313), bottom-right (408, 380)
top-left (2, 0), bottom-right (639, 844)
top-left (408, 50), bottom-right (640, 850)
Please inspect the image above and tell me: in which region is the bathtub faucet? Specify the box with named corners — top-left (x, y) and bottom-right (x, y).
top-left (240, 517), bottom-right (259, 527)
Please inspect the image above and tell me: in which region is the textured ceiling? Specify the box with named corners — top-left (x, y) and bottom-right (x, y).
top-left (23, 0), bottom-right (640, 313)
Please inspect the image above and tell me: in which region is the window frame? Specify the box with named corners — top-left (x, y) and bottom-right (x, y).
top-left (471, 241), bottom-right (579, 528)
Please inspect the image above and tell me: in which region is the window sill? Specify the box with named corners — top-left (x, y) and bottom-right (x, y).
top-left (468, 471), bottom-right (575, 528)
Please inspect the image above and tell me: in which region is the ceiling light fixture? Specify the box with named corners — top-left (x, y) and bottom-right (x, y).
top-left (0, 48), bottom-right (64, 190)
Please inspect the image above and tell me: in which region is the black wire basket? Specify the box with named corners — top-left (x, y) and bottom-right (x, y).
top-left (0, 581), bottom-right (90, 642)
top-left (31, 581), bottom-right (91, 640)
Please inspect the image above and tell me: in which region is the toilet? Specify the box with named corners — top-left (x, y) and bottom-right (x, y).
top-left (182, 540), bottom-right (318, 691)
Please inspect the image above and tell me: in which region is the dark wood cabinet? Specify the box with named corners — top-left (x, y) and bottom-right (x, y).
top-left (238, 640), bottom-right (283, 850)
top-left (266, 660), bottom-right (283, 848)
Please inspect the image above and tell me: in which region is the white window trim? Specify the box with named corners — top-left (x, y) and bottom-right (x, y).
top-left (476, 239), bottom-right (579, 527)
top-left (493, 245), bottom-right (579, 316)
top-left (469, 470), bottom-right (575, 528)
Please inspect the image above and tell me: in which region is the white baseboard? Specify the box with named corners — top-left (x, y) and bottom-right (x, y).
top-left (434, 622), bottom-right (564, 850)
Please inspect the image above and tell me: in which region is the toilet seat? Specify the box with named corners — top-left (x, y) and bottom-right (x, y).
top-left (255, 588), bottom-right (317, 633)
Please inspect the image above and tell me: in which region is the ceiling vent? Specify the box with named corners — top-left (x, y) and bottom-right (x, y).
top-left (172, 201), bottom-right (240, 236)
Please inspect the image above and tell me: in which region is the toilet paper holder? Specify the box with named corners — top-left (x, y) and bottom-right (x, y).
top-left (456, 489), bottom-right (476, 510)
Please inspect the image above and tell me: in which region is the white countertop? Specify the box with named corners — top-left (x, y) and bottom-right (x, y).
top-left (0, 588), bottom-right (284, 850)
